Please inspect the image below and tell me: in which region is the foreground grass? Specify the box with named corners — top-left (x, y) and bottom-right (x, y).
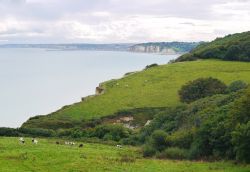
top-left (23, 60), bottom-right (250, 128)
top-left (0, 137), bottom-right (249, 172)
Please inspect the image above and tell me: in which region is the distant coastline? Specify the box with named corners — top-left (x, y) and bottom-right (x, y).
top-left (0, 42), bottom-right (200, 55)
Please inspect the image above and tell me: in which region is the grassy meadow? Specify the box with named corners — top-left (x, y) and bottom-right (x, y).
top-left (0, 137), bottom-right (249, 172)
top-left (23, 59), bottom-right (250, 128)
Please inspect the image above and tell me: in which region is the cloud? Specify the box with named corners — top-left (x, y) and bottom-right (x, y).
top-left (0, 0), bottom-right (249, 43)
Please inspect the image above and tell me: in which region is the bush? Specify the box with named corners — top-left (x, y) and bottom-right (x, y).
top-left (121, 135), bottom-right (141, 146)
top-left (224, 45), bottom-right (241, 61)
top-left (201, 48), bottom-right (221, 59)
top-left (227, 80), bottom-right (247, 93)
top-left (179, 77), bottom-right (227, 103)
top-left (70, 128), bottom-right (84, 138)
top-left (56, 129), bottom-right (72, 137)
top-left (18, 128), bottom-right (55, 137)
top-left (232, 122), bottom-right (250, 163)
top-left (91, 124), bottom-right (131, 141)
top-left (151, 130), bottom-right (168, 151)
top-left (165, 129), bottom-right (194, 149)
top-left (142, 144), bottom-right (156, 157)
top-left (145, 63), bottom-right (158, 70)
top-left (156, 147), bottom-right (188, 160)
top-left (0, 128), bottom-right (19, 137)
top-left (230, 87), bottom-right (250, 124)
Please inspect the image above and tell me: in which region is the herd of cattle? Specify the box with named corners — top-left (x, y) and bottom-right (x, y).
top-left (18, 137), bottom-right (123, 148)
top-left (18, 137), bottom-right (84, 147)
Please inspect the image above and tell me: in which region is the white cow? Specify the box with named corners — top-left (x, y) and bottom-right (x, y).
top-left (65, 141), bottom-right (75, 146)
top-left (19, 137), bottom-right (25, 144)
top-left (116, 145), bottom-right (123, 148)
top-left (33, 139), bottom-right (38, 144)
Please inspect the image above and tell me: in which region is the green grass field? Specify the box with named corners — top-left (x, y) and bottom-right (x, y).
top-left (23, 60), bottom-right (250, 128)
top-left (0, 137), bottom-right (249, 172)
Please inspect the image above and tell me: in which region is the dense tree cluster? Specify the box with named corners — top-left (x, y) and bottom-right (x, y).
top-left (141, 80), bottom-right (250, 162)
top-left (178, 77), bottom-right (227, 103)
top-left (176, 31), bottom-right (250, 62)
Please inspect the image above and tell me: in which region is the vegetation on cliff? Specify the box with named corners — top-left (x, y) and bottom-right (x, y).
top-left (176, 31), bottom-right (250, 62)
top-left (22, 60), bottom-right (250, 130)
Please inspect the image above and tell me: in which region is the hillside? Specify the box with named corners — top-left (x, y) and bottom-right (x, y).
top-left (129, 42), bottom-right (199, 54)
top-left (176, 31), bottom-right (250, 62)
top-left (22, 60), bottom-right (250, 129)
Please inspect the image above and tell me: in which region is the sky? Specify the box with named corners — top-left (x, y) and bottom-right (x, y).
top-left (0, 0), bottom-right (249, 43)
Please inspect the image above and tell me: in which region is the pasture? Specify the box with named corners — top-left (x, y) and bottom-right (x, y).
top-left (23, 60), bottom-right (250, 129)
top-left (0, 137), bottom-right (249, 172)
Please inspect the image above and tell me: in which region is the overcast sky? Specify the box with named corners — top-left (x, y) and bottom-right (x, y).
top-left (0, 0), bottom-right (249, 43)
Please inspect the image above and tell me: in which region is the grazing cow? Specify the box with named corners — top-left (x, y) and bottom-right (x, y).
top-left (19, 137), bottom-right (25, 144)
top-left (32, 138), bottom-right (38, 144)
top-left (70, 142), bottom-right (75, 146)
top-left (65, 141), bottom-right (75, 145)
top-left (56, 141), bottom-right (60, 145)
top-left (79, 144), bottom-right (84, 148)
top-left (116, 145), bottom-right (123, 148)
top-left (33, 139), bottom-right (38, 144)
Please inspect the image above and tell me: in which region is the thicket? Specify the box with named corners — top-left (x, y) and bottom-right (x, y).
top-left (141, 80), bottom-right (250, 162)
top-left (176, 31), bottom-right (250, 62)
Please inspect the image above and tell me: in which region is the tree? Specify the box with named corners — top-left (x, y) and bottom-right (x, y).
top-left (232, 122), bottom-right (250, 163)
top-left (224, 45), bottom-right (241, 61)
top-left (150, 130), bottom-right (168, 151)
top-left (179, 77), bottom-right (227, 103)
top-left (230, 87), bottom-right (250, 124)
top-left (227, 80), bottom-right (248, 93)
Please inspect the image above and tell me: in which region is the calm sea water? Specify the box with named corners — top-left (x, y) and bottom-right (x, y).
top-left (0, 48), bottom-right (180, 127)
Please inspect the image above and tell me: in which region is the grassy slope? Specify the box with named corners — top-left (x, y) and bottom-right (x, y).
top-left (23, 60), bottom-right (250, 128)
top-left (0, 137), bottom-right (249, 172)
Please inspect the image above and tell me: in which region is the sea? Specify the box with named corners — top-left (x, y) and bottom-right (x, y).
top-left (0, 48), bottom-right (180, 127)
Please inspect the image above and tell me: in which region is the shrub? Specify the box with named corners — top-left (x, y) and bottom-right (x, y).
top-left (156, 147), bottom-right (188, 160)
top-left (124, 71), bottom-right (136, 76)
top-left (145, 63), bottom-right (158, 70)
top-left (232, 122), bottom-right (250, 163)
top-left (121, 135), bottom-right (141, 146)
top-left (91, 124), bottom-right (131, 141)
top-left (201, 48), bottom-right (221, 59)
top-left (0, 128), bottom-right (19, 137)
top-left (142, 144), bottom-right (156, 157)
top-left (18, 128), bottom-right (55, 137)
top-left (70, 128), bottom-right (84, 138)
top-left (230, 87), bottom-right (250, 124)
top-left (56, 129), bottom-right (72, 137)
top-left (151, 130), bottom-right (168, 151)
top-left (165, 129), bottom-right (194, 149)
top-left (227, 80), bottom-right (248, 93)
top-left (179, 77), bottom-right (227, 103)
top-left (224, 45), bottom-right (241, 61)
